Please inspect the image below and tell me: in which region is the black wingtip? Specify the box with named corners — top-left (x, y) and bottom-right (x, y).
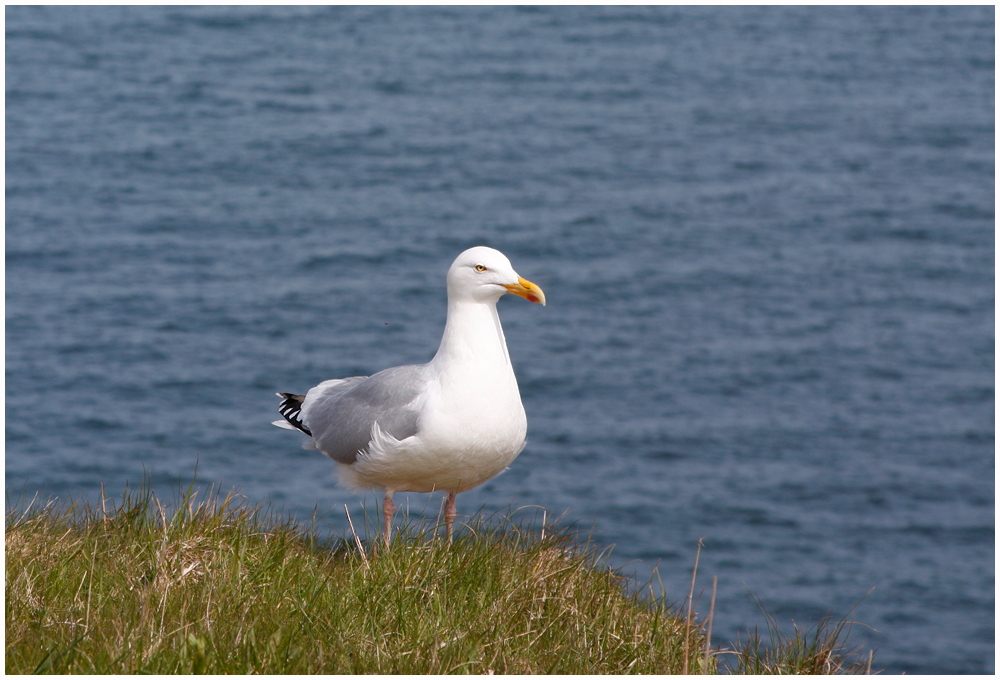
top-left (277, 393), bottom-right (312, 436)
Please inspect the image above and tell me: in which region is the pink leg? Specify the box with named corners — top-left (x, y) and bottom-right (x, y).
top-left (444, 491), bottom-right (457, 544)
top-left (382, 493), bottom-right (395, 548)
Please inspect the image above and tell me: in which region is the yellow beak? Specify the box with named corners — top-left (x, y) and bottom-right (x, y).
top-left (503, 277), bottom-right (546, 306)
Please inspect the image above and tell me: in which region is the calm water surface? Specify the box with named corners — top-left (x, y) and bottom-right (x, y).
top-left (6, 6), bottom-right (994, 673)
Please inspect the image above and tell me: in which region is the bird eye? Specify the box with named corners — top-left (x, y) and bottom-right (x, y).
top-left (475, 264), bottom-right (487, 272)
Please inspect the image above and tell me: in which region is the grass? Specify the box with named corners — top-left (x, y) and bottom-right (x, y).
top-left (5, 481), bottom-right (875, 674)
top-left (727, 592), bottom-right (875, 675)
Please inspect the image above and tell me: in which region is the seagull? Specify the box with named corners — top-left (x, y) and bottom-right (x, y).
top-left (273, 246), bottom-right (546, 546)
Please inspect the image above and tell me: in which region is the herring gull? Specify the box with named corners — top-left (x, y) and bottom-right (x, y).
top-left (273, 246), bottom-right (546, 546)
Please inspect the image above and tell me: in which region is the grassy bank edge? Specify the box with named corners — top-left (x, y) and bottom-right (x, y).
top-left (5, 480), bottom-right (875, 674)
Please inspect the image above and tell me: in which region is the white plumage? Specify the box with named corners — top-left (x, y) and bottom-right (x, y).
top-left (274, 246), bottom-right (546, 545)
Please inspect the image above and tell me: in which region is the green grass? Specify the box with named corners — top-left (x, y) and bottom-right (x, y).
top-left (5, 481), bottom-right (874, 674)
top-left (727, 592), bottom-right (875, 675)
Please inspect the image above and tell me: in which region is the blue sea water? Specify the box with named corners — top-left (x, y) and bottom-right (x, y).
top-left (5, 6), bottom-right (994, 673)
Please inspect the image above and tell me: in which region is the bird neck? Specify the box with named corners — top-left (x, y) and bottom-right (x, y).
top-left (432, 298), bottom-right (511, 369)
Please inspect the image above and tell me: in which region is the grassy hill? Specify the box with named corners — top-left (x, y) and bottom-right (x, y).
top-left (5, 482), bottom-right (873, 674)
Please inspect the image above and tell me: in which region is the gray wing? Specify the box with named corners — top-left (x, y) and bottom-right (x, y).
top-left (301, 364), bottom-right (430, 465)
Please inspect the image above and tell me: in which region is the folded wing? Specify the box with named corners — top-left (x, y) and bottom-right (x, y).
top-left (301, 366), bottom-right (429, 464)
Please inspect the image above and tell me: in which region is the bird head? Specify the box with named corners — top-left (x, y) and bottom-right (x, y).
top-left (446, 246), bottom-right (546, 307)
